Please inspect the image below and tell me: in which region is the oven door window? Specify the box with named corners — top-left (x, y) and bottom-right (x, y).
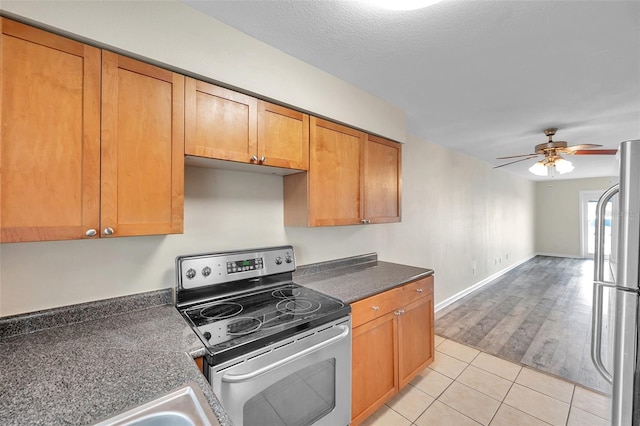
top-left (243, 358), bottom-right (336, 426)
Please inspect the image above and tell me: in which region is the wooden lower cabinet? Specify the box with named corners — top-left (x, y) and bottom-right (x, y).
top-left (398, 293), bottom-right (435, 388)
top-left (352, 312), bottom-right (398, 423)
top-left (350, 276), bottom-right (434, 425)
top-left (194, 356), bottom-right (204, 373)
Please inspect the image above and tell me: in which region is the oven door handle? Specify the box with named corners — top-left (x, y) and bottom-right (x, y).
top-left (222, 324), bottom-right (350, 384)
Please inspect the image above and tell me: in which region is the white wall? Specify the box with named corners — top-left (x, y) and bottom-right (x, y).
top-left (535, 177), bottom-right (616, 257)
top-left (0, 1), bottom-right (536, 316)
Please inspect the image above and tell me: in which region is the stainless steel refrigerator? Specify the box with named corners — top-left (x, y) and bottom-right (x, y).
top-left (592, 139), bottom-right (640, 425)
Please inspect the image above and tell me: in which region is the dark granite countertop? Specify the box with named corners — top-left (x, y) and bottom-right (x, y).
top-left (0, 295), bottom-right (232, 426)
top-left (294, 253), bottom-right (434, 303)
top-left (0, 253), bottom-right (431, 426)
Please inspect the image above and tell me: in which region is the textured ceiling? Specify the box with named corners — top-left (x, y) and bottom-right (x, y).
top-left (182, 0), bottom-right (640, 181)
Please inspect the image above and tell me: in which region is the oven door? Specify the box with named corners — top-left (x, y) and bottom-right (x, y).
top-left (209, 317), bottom-right (351, 426)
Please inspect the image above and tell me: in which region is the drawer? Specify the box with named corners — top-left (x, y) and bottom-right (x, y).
top-left (351, 286), bottom-right (402, 328)
top-left (398, 276), bottom-right (433, 307)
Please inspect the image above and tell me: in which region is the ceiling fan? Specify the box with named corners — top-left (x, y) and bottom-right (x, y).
top-left (494, 128), bottom-right (618, 176)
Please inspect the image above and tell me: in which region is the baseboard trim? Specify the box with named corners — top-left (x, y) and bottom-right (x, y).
top-left (434, 255), bottom-right (536, 313)
top-left (536, 252), bottom-right (587, 259)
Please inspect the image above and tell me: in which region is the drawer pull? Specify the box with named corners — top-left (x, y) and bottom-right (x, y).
top-left (416, 288), bottom-right (424, 293)
top-left (372, 306), bottom-right (380, 311)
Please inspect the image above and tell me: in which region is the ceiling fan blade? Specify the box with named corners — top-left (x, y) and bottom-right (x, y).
top-left (493, 155), bottom-right (539, 169)
top-left (496, 153), bottom-right (538, 160)
top-left (562, 143), bottom-right (603, 152)
top-left (570, 149), bottom-right (618, 155)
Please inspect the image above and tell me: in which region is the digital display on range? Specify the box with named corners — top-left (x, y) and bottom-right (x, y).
top-left (227, 258), bottom-right (264, 274)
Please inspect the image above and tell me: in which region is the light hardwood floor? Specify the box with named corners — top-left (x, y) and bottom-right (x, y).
top-left (435, 256), bottom-right (613, 394)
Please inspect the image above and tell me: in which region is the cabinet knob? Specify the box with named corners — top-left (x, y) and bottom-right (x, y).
top-left (85, 229), bottom-right (97, 237)
top-left (103, 227), bottom-right (115, 235)
top-left (260, 156), bottom-right (266, 163)
top-left (251, 155), bottom-right (258, 162)
top-left (416, 288), bottom-right (424, 293)
top-left (394, 310), bottom-right (402, 316)
top-left (372, 306), bottom-right (380, 311)
top-left (361, 219), bottom-right (371, 224)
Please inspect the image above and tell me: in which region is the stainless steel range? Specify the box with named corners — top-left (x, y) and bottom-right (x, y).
top-left (176, 246), bottom-right (352, 426)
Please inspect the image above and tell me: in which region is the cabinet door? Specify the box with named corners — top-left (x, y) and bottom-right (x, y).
top-left (185, 78), bottom-right (257, 163)
top-left (398, 293), bottom-right (434, 388)
top-left (101, 51), bottom-right (184, 237)
top-left (257, 100), bottom-right (309, 170)
top-left (0, 18), bottom-right (101, 242)
top-left (351, 312), bottom-right (398, 425)
top-left (364, 135), bottom-right (401, 224)
top-left (309, 117), bottom-right (365, 226)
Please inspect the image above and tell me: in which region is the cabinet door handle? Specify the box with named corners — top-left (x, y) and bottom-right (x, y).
top-left (85, 229), bottom-right (97, 237)
top-left (260, 156), bottom-right (266, 163)
top-left (372, 306), bottom-right (380, 311)
top-left (360, 219), bottom-right (371, 224)
top-left (103, 227), bottom-right (114, 235)
top-left (250, 155), bottom-right (258, 162)
top-left (416, 288), bottom-right (424, 293)
top-left (394, 310), bottom-right (402, 316)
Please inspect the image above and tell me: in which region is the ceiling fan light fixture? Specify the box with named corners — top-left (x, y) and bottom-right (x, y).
top-left (363, 0), bottom-right (444, 11)
top-left (529, 161), bottom-right (548, 176)
top-left (555, 158), bottom-right (574, 174)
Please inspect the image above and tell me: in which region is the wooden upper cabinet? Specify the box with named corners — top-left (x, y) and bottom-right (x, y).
top-left (257, 100), bottom-right (309, 170)
top-left (185, 79), bottom-right (309, 170)
top-left (284, 118), bottom-right (402, 227)
top-left (185, 78), bottom-right (257, 163)
top-left (0, 18), bottom-right (101, 243)
top-left (364, 135), bottom-right (402, 223)
top-left (308, 118), bottom-right (365, 226)
top-left (101, 51), bottom-right (184, 237)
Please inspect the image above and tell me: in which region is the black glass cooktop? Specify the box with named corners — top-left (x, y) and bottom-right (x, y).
top-left (182, 283), bottom-right (350, 364)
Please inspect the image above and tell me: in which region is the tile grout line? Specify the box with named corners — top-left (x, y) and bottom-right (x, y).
top-left (377, 338), bottom-right (608, 426)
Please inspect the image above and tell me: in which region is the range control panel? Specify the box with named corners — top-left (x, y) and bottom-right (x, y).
top-left (177, 246), bottom-right (296, 290)
top-left (227, 258), bottom-right (264, 274)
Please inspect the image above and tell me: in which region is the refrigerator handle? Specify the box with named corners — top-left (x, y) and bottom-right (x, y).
top-left (591, 281), bottom-right (614, 383)
top-left (594, 184), bottom-right (619, 283)
top-left (590, 183), bottom-right (618, 384)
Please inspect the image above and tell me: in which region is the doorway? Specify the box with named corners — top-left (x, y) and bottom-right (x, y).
top-left (580, 190), bottom-right (612, 259)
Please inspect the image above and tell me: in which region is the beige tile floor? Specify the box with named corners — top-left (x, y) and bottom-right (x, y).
top-left (361, 335), bottom-right (611, 426)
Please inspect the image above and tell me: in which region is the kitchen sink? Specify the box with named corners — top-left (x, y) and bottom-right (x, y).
top-left (93, 382), bottom-right (220, 426)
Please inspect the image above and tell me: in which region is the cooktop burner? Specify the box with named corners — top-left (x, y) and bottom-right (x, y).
top-left (184, 283), bottom-right (346, 356)
top-left (176, 246), bottom-right (351, 364)
top-left (200, 302), bottom-right (243, 320)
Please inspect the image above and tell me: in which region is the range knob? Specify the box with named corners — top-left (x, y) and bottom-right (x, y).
top-left (186, 268), bottom-right (196, 279)
top-left (275, 257), bottom-right (283, 265)
top-left (203, 331), bottom-right (212, 340)
top-left (202, 266), bottom-right (212, 277)
top-left (285, 256), bottom-right (293, 264)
